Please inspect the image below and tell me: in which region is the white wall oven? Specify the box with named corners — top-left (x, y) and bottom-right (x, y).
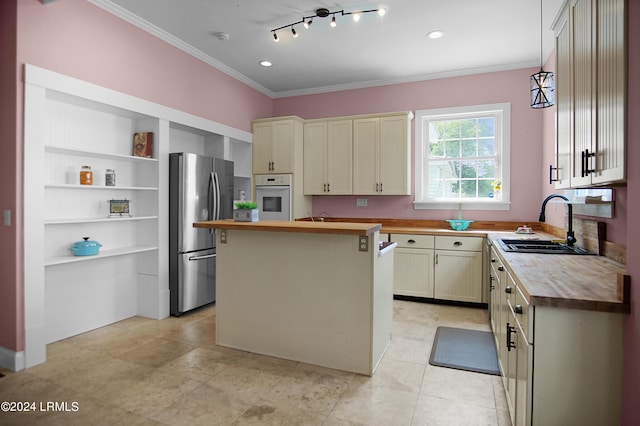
top-left (255, 174), bottom-right (292, 221)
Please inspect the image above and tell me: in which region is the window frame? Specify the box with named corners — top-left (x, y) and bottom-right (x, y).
top-left (414, 103), bottom-right (511, 211)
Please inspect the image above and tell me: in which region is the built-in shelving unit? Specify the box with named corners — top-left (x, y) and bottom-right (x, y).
top-left (22, 64), bottom-right (252, 369)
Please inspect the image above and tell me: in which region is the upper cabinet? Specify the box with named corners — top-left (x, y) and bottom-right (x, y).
top-left (303, 119), bottom-right (353, 195)
top-left (553, 0), bottom-right (626, 188)
top-left (353, 112), bottom-right (412, 195)
top-left (252, 116), bottom-right (303, 174)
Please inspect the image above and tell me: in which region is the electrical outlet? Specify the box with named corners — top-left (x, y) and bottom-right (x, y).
top-left (358, 236), bottom-right (369, 251)
top-left (4, 210), bottom-right (10, 226)
top-left (356, 198), bottom-right (368, 207)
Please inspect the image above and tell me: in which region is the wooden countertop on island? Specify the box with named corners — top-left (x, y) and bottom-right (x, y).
top-left (194, 219), bottom-right (382, 236)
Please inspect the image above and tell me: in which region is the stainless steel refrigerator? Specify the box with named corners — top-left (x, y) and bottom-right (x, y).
top-left (169, 152), bottom-right (234, 316)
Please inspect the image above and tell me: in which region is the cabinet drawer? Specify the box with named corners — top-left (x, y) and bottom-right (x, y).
top-left (435, 236), bottom-right (483, 252)
top-left (514, 284), bottom-right (531, 343)
top-left (391, 234), bottom-right (434, 249)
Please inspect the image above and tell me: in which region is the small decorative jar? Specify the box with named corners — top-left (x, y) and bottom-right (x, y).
top-left (105, 169), bottom-right (116, 186)
top-left (80, 166), bottom-right (93, 185)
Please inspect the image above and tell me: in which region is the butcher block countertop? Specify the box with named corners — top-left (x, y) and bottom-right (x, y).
top-left (194, 219), bottom-right (382, 236)
top-left (488, 232), bottom-right (629, 314)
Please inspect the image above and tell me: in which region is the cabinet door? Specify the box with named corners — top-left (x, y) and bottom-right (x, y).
top-left (303, 121), bottom-right (328, 195)
top-left (393, 248), bottom-right (434, 298)
top-left (570, 0), bottom-right (595, 187)
top-left (593, 0), bottom-right (625, 185)
top-left (434, 250), bottom-right (483, 302)
top-left (353, 117), bottom-right (379, 194)
top-left (489, 248), bottom-right (504, 337)
top-left (271, 120), bottom-right (295, 173)
top-left (515, 328), bottom-right (531, 426)
top-left (554, 9), bottom-right (572, 189)
top-left (379, 115), bottom-right (410, 195)
top-left (326, 119), bottom-right (353, 194)
top-left (252, 122), bottom-right (273, 174)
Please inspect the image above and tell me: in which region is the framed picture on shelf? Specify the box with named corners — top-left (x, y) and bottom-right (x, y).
top-left (133, 132), bottom-right (153, 158)
top-left (108, 199), bottom-right (132, 218)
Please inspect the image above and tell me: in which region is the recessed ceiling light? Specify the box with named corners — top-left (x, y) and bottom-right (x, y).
top-left (427, 30), bottom-right (445, 39)
top-left (260, 60), bottom-right (272, 67)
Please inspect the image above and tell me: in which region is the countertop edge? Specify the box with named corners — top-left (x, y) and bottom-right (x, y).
top-left (194, 219), bottom-right (382, 236)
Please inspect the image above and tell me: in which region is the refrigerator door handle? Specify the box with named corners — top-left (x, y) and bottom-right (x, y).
top-left (213, 171), bottom-right (221, 220)
top-left (188, 253), bottom-right (217, 261)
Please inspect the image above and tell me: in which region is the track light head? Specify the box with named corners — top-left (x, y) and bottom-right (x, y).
top-left (272, 32), bottom-right (279, 42)
top-left (291, 27), bottom-right (298, 38)
top-left (330, 15), bottom-right (336, 27)
top-left (304, 19), bottom-right (312, 29)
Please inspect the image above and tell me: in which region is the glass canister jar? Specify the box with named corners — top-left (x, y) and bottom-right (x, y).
top-left (80, 166), bottom-right (93, 185)
top-left (105, 169), bottom-right (116, 186)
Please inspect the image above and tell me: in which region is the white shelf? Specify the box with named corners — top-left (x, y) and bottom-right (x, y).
top-left (45, 183), bottom-right (158, 191)
top-left (45, 145), bottom-right (158, 163)
top-left (45, 216), bottom-right (158, 225)
top-left (44, 245), bottom-right (158, 266)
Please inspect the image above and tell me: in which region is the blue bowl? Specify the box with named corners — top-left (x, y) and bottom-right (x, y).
top-left (447, 220), bottom-right (473, 231)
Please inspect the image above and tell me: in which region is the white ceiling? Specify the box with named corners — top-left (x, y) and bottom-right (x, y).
top-left (91, 0), bottom-right (565, 98)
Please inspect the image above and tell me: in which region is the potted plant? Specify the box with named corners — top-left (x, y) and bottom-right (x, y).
top-left (233, 201), bottom-right (259, 222)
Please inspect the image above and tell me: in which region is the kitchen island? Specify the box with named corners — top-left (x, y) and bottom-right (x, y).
top-left (193, 219), bottom-right (396, 375)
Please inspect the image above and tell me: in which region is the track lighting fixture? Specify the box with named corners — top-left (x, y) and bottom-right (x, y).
top-left (271, 6), bottom-right (387, 41)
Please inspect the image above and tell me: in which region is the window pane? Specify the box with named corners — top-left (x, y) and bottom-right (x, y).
top-left (461, 139), bottom-right (477, 156)
top-left (444, 121), bottom-right (460, 139)
top-left (429, 122), bottom-right (444, 140)
top-left (445, 161), bottom-right (460, 178)
top-left (461, 160), bottom-right (476, 178)
top-left (479, 180), bottom-right (494, 198)
top-left (477, 160), bottom-right (495, 178)
top-left (445, 180), bottom-right (460, 197)
top-left (445, 140), bottom-right (461, 157)
top-left (478, 138), bottom-right (495, 156)
top-left (428, 140), bottom-right (445, 157)
top-left (461, 119), bottom-right (476, 138)
top-left (478, 118), bottom-right (495, 137)
top-left (461, 180), bottom-right (477, 197)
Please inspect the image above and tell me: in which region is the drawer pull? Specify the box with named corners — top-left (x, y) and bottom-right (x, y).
top-left (407, 239), bottom-right (416, 244)
top-left (514, 305), bottom-right (523, 315)
top-left (506, 323), bottom-right (516, 351)
top-left (505, 286), bottom-right (513, 294)
top-left (454, 241), bottom-right (463, 246)
top-left (491, 258), bottom-right (497, 263)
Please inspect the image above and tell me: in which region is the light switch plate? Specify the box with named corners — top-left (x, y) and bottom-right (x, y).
top-left (356, 198), bottom-right (368, 207)
top-left (4, 210), bottom-right (10, 226)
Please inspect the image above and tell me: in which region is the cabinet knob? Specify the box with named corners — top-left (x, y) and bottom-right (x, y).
top-left (505, 286), bottom-right (513, 294)
top-left (491, 258), bottom-right (496, 263)
top-left (514, 305), bottom-right (523, 314)
top-left (498, 266), bottom-right (504, 272)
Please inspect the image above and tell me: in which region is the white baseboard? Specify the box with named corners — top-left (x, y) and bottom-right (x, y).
top-left (0, 345), bottom-right (25, 371)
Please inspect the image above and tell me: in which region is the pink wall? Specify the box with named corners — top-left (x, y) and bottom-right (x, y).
top-left (621, 0), bottom-right (640, 421)
top-left (0, 0), bottom-right (273, 354)
top-left (0, 0), bottom-right (20, 359)
top-left (275, 70), bottom-right (545, 224)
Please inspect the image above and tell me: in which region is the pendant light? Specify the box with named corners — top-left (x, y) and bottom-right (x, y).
top-left (530, 0), bottom-right (555, 108)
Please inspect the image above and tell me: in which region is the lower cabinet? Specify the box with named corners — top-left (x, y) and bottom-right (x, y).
top-left (490, 245), bottom-right (624, 425)
top-left (392, 234), bottom-right (483, 303)
top-left (392, 235), bottom-right (434, 298)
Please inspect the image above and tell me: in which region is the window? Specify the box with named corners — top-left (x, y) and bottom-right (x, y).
top-left (414, 103), bottom-right (510, 210)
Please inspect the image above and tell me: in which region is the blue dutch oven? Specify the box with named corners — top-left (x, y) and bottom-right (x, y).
top-left (71, 237), bottom-right (102, 256)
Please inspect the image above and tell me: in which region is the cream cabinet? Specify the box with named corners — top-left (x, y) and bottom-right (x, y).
top-left (353, 113), bottom-right (412, 195)
top-left (252, 116), bottom-right (303, 174)
top-left (490, 243), bottom-right (624, 426)
top-left (303, 119), bottom-right (353, 195)
top-left (433, 236), bottom-right (483, 303)
top-left (552, 0), bottom-right (626, 188)
top-left (390, 234), bottom-right (434, 298)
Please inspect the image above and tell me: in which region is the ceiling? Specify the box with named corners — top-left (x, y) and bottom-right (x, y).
top-left (91, 0), bottom-right (565, 98)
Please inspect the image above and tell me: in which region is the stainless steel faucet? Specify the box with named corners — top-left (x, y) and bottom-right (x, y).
top-left (538, 194), bottom-right (576, 247)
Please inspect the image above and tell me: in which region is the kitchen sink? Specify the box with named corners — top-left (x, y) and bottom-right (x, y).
top-left (498, 239), bottom-right (593, 255)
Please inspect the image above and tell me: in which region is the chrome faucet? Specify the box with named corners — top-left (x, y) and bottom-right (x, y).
top-left (538, 194), bottom-right (576, 246)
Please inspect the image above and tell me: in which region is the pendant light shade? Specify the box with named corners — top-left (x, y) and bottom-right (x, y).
top-left (530, 0), bottom-right (555, 109)
top-left (530, 69), bottom-right (555, 108)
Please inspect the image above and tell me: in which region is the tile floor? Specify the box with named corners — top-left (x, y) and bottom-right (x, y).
top-left (0, 300), bottom-right (510, 425)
